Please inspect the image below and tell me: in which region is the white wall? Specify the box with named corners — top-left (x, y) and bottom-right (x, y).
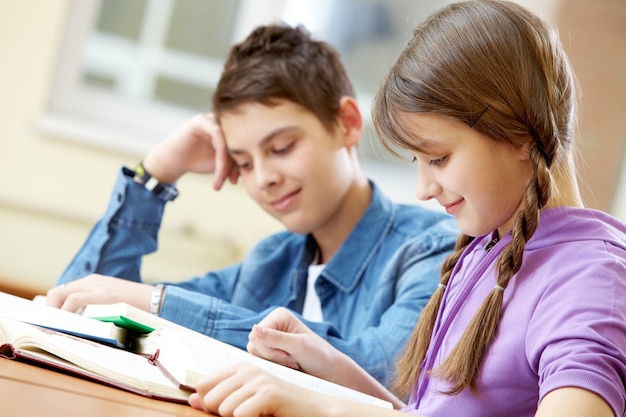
top-left (0, 0), bottom-right (282, 294)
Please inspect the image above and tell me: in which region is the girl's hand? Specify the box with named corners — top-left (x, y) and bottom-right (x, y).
top-left (246, 307), bottom-right (338, 380)
top-left (188, 363), bottom-right (320, 417)
top-left (247, 308), bottom-right (405, 408)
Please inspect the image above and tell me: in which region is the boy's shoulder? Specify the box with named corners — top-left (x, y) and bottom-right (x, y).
top-left (386, 202), bottom-right (459, 252)
top-left (394, 202), bottom-right (457, 230)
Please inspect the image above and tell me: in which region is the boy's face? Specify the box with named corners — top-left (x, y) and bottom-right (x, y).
top-left (220, 100), bottom-right (357, 234)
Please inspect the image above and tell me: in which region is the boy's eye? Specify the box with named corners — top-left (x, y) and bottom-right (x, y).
top-left (233, 159), bottom-right (252, 170)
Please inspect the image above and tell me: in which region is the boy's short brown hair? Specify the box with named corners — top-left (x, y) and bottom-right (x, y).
top-left (213, 24), bottom-right (355, 132)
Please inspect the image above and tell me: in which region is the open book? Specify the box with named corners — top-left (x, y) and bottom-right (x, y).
top-left (1, 292), bottom-right (392, 408)
top-left (0, 316), bottom-right (192, 402)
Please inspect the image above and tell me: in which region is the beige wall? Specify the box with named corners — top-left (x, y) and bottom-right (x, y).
top-left (0, 0), bottom-right (282, 296)
top-left (557, 0), bottom-right (626, 214)
top-left (1, 0), bottom-right (625, 297)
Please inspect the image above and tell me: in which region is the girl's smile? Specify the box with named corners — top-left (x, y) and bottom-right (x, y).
top-left (442, 198), bottom-right (465, 216)
top-left (400, 113), bottom-right (533, 238)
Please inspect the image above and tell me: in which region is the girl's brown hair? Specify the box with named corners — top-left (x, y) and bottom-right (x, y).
top-left (372, 0), bottom-right (578, 397)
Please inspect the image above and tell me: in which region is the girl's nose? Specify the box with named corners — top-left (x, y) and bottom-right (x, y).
top-left (415, 167), bottom-right (440, 201)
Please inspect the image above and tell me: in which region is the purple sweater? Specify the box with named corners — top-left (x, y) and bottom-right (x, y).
top-left (403, 207), bottom-right (626, 417)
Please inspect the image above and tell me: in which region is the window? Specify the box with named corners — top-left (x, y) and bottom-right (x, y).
top-left (40, 0), bottom-right (456, 205)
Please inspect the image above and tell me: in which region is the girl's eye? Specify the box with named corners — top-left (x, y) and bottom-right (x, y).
top-left (273, 142), bottom-right (294, 154)
top-left (430, 156), bottom-right (448, 166)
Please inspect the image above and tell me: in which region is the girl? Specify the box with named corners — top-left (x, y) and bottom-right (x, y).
top-left (189, 1), bottom-right (626, 416)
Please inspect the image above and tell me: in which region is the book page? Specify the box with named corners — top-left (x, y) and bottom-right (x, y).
top-left (1, 292), bottom-right (128, 347)
top-left (137, 327), bottom-right (392, 409)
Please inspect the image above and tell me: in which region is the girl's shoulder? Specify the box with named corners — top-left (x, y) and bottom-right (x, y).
top-left (529, 206), bottom-right (626, 253)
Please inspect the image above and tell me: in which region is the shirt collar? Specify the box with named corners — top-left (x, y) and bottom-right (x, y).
top-left (308, 181), bottom-right (395, 292)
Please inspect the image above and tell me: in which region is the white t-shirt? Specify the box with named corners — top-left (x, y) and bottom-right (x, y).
top-left (302, 262), bottom-right (325, 322)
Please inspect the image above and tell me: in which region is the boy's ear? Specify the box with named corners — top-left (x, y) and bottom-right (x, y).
top-left (338, 96), bottom-right (363, 147)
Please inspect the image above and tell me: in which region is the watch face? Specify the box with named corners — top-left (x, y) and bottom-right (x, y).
top-left (145, 176), bottom-right (160, 191)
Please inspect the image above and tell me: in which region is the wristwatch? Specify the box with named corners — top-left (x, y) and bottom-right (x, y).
top-left (150, 284), bottom-right (165, 315)
top-left (133, 162), bottom-right (179, 202)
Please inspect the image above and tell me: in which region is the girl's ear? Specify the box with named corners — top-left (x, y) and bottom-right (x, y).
top-left (337, 96), bottom-right (363, 148)
top-left (517, 137), bottom-right (533, 161)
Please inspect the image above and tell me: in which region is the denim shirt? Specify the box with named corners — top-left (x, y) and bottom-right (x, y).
top-left (58, 167), bottom-right (459, 387)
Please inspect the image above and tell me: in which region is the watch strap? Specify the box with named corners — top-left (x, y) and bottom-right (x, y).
top-left (133, 162), bottom-right (179, 202)
top-left (134, 161), bottom-right (151, 183)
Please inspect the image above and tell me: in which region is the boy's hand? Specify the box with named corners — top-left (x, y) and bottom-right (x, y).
top-left (142, 113), bottom-right (239, 190)
top-left (46, 274), bottom-right (154, 313)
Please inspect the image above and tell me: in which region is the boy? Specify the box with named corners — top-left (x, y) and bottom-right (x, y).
top-left (47, 24), bottom-right (458, 387)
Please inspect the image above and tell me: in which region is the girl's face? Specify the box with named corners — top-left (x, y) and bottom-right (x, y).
top-left (220, 100), bottom-right (357, 235)
top-left (399, 113), bottom-right (532, 238)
